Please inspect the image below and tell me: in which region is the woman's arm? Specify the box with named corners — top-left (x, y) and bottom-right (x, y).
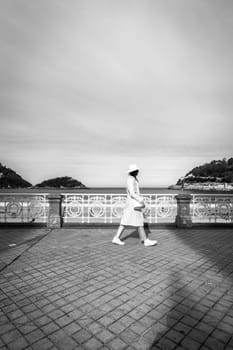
top-left (127, 177), bottom-right (144, 204)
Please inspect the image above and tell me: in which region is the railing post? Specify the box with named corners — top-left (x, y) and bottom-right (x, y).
top-left (175, 194), bottom-right (192, 228)
top-left (47, 194), bottom-right (62, 228)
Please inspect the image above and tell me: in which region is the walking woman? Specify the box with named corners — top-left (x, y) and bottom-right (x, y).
top-left (112, 164), bottom-right (157, 247)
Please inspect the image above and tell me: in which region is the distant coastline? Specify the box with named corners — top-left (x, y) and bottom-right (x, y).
top-left (169, 183), bottom-right (233, 193)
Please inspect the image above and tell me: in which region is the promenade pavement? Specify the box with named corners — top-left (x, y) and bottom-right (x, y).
top-left (0, 226), bottom-right (233, 350)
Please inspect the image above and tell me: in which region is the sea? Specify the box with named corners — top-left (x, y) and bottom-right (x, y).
top-left (0, 187), bottom-right (175, 194)
top-left (0, 187), bottom-right (231, 194)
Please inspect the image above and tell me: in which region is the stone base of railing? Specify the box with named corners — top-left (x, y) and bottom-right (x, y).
top-left (175, 194), bottom-right (193, 228)
top-left (175, 215), bottom-right (192, 228)
top-left (47, 195), bottom-right (62, 229)
top-left (47, 215), bottom-right (62, 228)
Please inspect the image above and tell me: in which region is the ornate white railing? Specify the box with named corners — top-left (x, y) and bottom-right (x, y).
top-left (191, 194), bottom-right (233, 223)
top-left (0, 193), bottom-right (49, 223)
top-left (62, 194), bottom-right (177, 224)
top-left (1, 192), bottom-right (233, 226)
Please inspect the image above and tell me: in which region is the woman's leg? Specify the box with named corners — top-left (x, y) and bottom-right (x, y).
top-left (115, 225), bottom-right (125, 239)
top-left (138, 226), bottom-right (147, 242)
top-left (112, 225), bottom-right (125, 245)
top-left (138, 226), bottom-right (158, 247)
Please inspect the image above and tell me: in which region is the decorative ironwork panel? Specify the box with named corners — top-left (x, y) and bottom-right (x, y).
top-left (110, 196), bottom-right (127, 222)
top-left (151, 195), bottom-right (177, 223)
top-left (0, 194), bottom-right (48, 223)
top-left (191, 195), bottom-right (233, 223)
top-left (62, 194), bottom-right (177, 224)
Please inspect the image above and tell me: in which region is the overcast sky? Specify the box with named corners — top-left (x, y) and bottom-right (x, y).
top-left (1, 0), bottom-right (233, 187)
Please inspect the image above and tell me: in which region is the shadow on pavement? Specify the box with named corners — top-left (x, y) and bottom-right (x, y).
top-left (148, 270), bottom-right (232, 350)
top-left (120, 223), bottom-right (153, 242)
top-left (172, 228), bottom-right (233, 283)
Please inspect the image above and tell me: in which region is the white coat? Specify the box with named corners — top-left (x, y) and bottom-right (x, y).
top-left (120, 175), bottom-right (144, 227)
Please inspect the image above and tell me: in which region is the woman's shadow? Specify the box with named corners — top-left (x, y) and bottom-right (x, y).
top-left (121, 222), bottom-right (152, 242)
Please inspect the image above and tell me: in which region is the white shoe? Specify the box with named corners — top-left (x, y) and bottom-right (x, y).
top-left (112, 236), bottom-right (125, 245)
top-left (144, 239), bottom-right (157, 247)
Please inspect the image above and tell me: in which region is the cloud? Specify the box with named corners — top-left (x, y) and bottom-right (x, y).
top-left (1, 0), bottom-right (233, 185)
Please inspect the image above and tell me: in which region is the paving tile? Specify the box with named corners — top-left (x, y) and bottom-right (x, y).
top-left (1, 329), bottom-right (22, 344)
top-left (41, 322), bottom-right (60, 335)
top-left (180, 316), bottom-right (199, 328)
top-left (54, 314), bottom-right (73, 327)
top-left (204, 336), bottom-right (226, 350)
top-left (107, 337), bottom-right (128, 350)
top-left (119, 329), bottom-right (139, 344)
top-left (0, 323), bottom-right (15, 336)
top-left (98, 315), bottom-right (115, 327)
top-left (222, 315), bottom-right (233, 326)
top-left (87, 322), bottom-right (105, 335)
top-left (78, 316), bottom-right (94, 328)
top-left (31, 337), bottom-right (54, 350)
top-left (118, 315), bottom-right (135, 327)
top-left (188, 328), bottom-right (209, 344)
top-left (96, 329), bottom-right (115, 344)
top-left (165, 328), bottom-right (185, 344)
top-left (20, 304), bottom-right (37, 314)
top-left (215, 321), bottom-right (233, 335)
top-left (7, 337), bottom-right (29, 350)
top-left (194, 322), bottom-right (214, 335)
top-left (25, 329), bottom-right (45, 344)
top-left (211, 328), bottom-right (231, 344)
top-left (181, 336), bottom-right (203, 350)
top-left (72, 329), bottom-right (92, 344)
top-left (54, 336), bottom-right (77, 350)
top-left (157, 336), bottom-right (177, 350)
top-left (160, 315), bottom-right (178, 328)
top-left (7, 309), bottom-right (25, 321)
top-left (17, 323), bottom-right (38, 335)
top-left (63, 322), bottom-right (81, 335)
top-left (67, 308), bottom-right (84, 319)
top-left (109, 321), bottom-right (127, 335)
top-left (82, 337), bottom-right (103, 350)
top-left (34, 315), bottom-right (51, 327)
top-left (47, 309), bottom-right (65, 321)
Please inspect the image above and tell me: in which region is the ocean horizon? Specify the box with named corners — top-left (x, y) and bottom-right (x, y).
top-left (0, 186), bottom-right (175, 194)
top-left (1, 187), bottom-right (232, 195)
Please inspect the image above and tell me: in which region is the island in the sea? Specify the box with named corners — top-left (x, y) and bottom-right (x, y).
top-left (169, 157), bottom-right (233, 191)
top-left (34, 176), bottom-right (86, 189)
top-left (0, 162), bottom-right (32, 188)
top-left (0, 162), bottom-right (86, 189)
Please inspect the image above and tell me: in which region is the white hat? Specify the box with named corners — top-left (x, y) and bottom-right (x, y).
top-left (128, 164), bottom-right (140, 173)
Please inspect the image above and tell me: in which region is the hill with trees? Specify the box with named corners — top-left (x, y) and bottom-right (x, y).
top-left (175, 158), bottom-right (233, 190)
top-left (0, 163), bottom-right (32, 188)
top-left (35, 176), bottom-right (86, 188)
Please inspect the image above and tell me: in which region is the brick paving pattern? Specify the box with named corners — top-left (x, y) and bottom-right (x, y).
top-left (0, 226), bottom-right (233, 349)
